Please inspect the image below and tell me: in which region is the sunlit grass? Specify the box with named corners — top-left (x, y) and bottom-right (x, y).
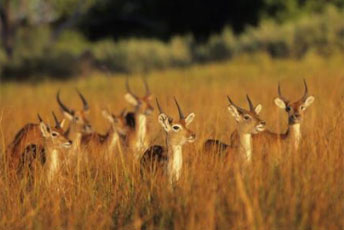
top-left (0, 53), bottom-right (343, 230)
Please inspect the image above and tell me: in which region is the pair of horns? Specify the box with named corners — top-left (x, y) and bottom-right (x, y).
top-left (156, 97), bottom-right (185, 120)
top-left (227, 95), bottom-right (256, 113)
top-left (57, 89), bottom-right (89, 114)
top-left (38, 113), bottom-right (63, 128)
top-left (126, 78), bottom-right (151, 98)
top-left (278, 79), bottom-right (308, 103)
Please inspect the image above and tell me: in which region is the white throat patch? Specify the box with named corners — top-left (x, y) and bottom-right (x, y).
top-left (109, 132), bottom-right (119, 152)
top-left (291, 124), bottom-right (301, 150)
top-left (135, 114), bottom-right (147, 156)
top-left (240, 134), bottom-right (252, 161)
top-left (48, 149), bottom-right (59, 181)
top-left (168, 145), bottom-right (183, 183)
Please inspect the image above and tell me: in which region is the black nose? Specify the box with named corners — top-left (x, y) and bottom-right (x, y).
top-left (69, 140), bottom-right (72, 145)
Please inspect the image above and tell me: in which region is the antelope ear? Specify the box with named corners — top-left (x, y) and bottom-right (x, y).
top-left (304, 96), bottom-right (315, 108)
top-left (102, 110), bottom-right (114, 123)
top-left (185, 113), bottom-right (195, 127)
top-left (39, 122), bottom-right (50, 137)
top-left (62, 111), bottom-right (74, 121)
top-left (255, 104), bottom-right (262, 114)
top-left (158, 113), bottom-right (171, 132)
top-left (125, 93), bottom-right (139, 106)
top-left (60, 119), bottom-right (65, 128)
top-left (274, 98), bottom-right (286, 109)
top-left (227, 105), bottom-right (241, 122)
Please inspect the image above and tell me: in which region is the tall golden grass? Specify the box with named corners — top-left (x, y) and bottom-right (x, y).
top-left (0, 53), bottom-right (343, 230)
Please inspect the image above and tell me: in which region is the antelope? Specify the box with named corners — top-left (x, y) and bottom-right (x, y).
top-left (6, 113), bottom-right (72, 181)
top-left (124, 78), bottom-right (154, 159)
top-left (56, 89), bottom-right (92, 153)
top-left (141, 97), bottom-right (196, 184)
top-left (204, 95), bottom-right (266, 161)
top-left (81, 108), bottom-right (129, 159)
top-left (253, 80), bottom-right (315, 151)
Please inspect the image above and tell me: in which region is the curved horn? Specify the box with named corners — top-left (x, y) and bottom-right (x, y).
top-left (76, 89), bottom-right (89, 111)
top-left (125, 78), bottom-right (138, 98)
top-left (156, 98), bottom-right (163, 114)
top-left (227, 95), bottom-right (245, 113)
top-left (143, 78), bottom-right (151, 96)
top-left (278, 83), bottom-right (289, 103)
top-left (174, 97), bottom-right (185, 119)
top-left (52, 111), bottom-right (60, 128)
top-left (246, 94), bottom-right (254, 111)
top-left (301, 79), bottom-right (309, 101)
top-left (227, 95), bottom-right (234, 105)
top-left (57, 90), bottom-right (73, 115)
top-left (37, 113), bottom-right (43, 123)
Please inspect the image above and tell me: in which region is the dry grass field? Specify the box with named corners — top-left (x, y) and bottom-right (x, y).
top-left (0, 53), bottom-right (343, 230)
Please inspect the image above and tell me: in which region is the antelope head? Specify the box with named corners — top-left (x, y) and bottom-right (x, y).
top-left (227, 95), bottom-right (266, 134)
top-left (102, 108), bottom-right (130, 136)
top-left (56, 89), bottom-right (92, 134)
top-left (124, 78), bottom-right (154, 115)
top-left (274, 80), bottom-right (315, 125)
top-left (157, 97), bottom-right (196, 146)
top-left (38, 114), bottom-right (72, 149)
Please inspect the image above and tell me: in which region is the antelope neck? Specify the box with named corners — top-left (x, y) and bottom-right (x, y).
top-left (134, 114), bottom-right (148, 155)
top-left (46, 147), bottom-right (59, 182)
top-left (289, 123), bottom-right (301, 149)
top-left (107, 126), bottom-right (120, 152)
top-left (239, 133), bottom-right (252, 161)
top-left (167, 142), bottom-right (183, 183)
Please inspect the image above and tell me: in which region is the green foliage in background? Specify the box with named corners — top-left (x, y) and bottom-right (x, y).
top-left (1, 5), bottom-right (344, 79)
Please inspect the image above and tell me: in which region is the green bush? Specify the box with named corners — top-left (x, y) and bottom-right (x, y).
top-left (1, 28), bottom-right (89, 79)
top-left (206, 28), bottom-right (237, 61)
top-left (2, 4), bottom-right (344, 80)
top-left (92, 36), bottom-right (193, 73)
top-left (241, 5), bottom-right (344, 58)
top-left (238, 21), bottom-right (294, 57)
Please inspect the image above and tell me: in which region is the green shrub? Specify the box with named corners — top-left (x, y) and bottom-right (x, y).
top-left (238, 21), bottom-right (293, 58)
top-left (2, 5), bottom-right (344, 80)
top-left (168, 35), bottom-right (193, 67)
top-left (206, 27), bottom-right (237, 61)
top-left (92, 36), bottom-right (193, 73)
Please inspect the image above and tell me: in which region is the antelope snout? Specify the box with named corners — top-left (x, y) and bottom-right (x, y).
top-left (290, 113), bottom-right (301, 123)
top-left (145, 107), bottom-right (154, 115)
top-left (188, 133), bottom-right (196, 142)
top-left (256, 121), bottom-right (266, 132)
top-left (62, 140), bottom-right (72, 148)
top-left (84, 124), bottom-right (93, 133)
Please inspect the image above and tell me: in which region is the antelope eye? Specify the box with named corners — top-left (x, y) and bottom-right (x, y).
top-left (300, 106), bottom-right (305, 111)
top-left (243, 115), bottom-right (250, 120)
top-left (286, 106), bottom-right (291, 112)
top-left (51, 132), bottom-right (58, 137)
top-left (172, 125), bottom-right (180, 131)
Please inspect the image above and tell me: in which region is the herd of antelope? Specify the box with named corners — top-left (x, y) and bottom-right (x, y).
top-left (5, 79), bottom-right (315, 184)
